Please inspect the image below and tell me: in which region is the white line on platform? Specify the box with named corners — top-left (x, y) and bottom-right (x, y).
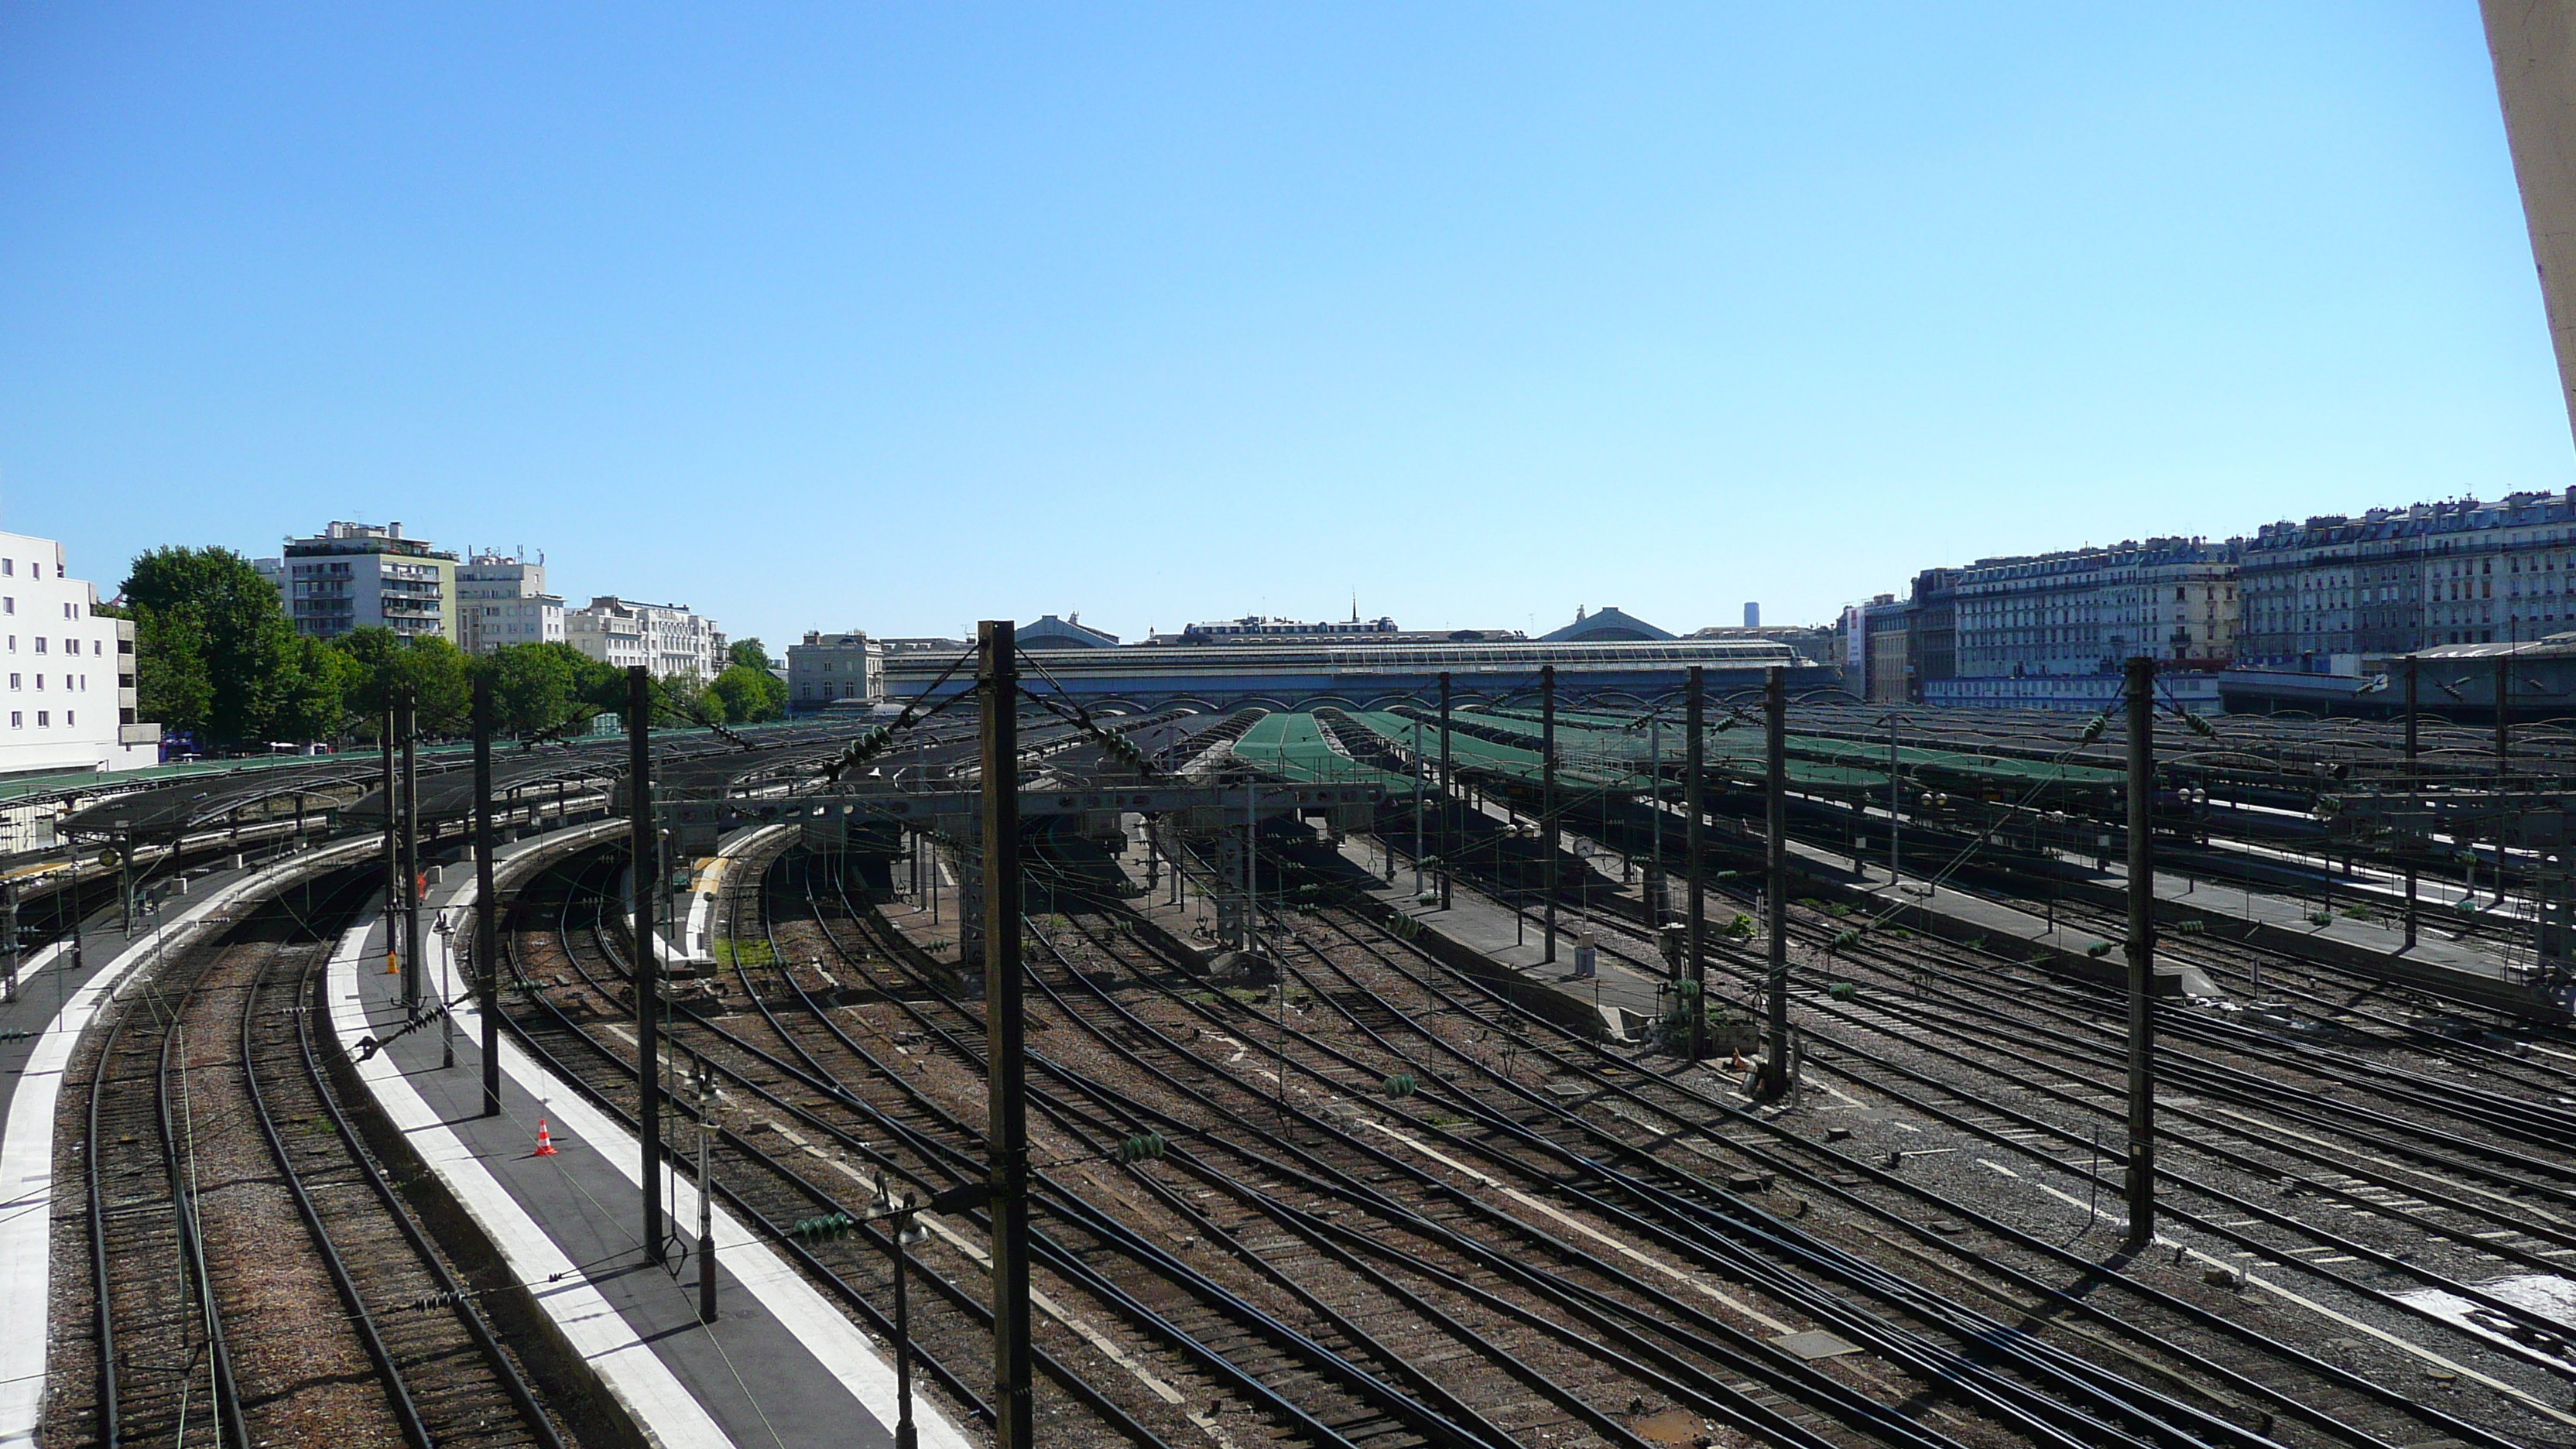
top-left (330, 914), bottom-right (740, 1449)
top-left (405, 827), bottom-right (973, 1449)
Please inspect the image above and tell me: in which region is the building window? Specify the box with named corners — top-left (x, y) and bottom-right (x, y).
top-left (6, 713), bottom-right (15, 728)
top-left (64, 710), bottom-right (71, 726)
top-left (35, 711), bottom-right (46, 727)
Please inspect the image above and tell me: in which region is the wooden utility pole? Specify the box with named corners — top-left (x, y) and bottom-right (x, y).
top-left (400, 690), bottom-right (422, 1012)
top-left (978, 622), bottom-right (1033, 1449)
top-left (1438, 672), bottom-right (1452, 911)
top-left (696, 1056), bottom-right (717, 1325)
top-left (1684, 667), bottom-right (1704, 1060)
top-left (1759, 666), bottom-right (1790, 1098)
top-left (2403, 656), bottom-right (2419, 951)
top-left (382, 709), bottom-right (398, 930)
top-left (2497, 653), bottom-right (2513, 781)
top-left (2124, 654), bottom-right (2159, 1251)
top-left (1541, 665), bottom-right (1557, 964)
top-left (629, 666), bottom-right (663, 1266)
top-left (474, 674), bottom-right (501, 1116)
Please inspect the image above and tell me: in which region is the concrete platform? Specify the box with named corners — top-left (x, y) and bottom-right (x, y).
top-left (331, 824), bottom-right (971, 1449)
top-left (2085, 851), bottom-right (2530, 981)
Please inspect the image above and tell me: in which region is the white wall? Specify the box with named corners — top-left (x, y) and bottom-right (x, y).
top-left (0, 531), bottom-right (155, 775)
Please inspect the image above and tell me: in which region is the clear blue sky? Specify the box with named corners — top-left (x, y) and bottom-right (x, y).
top-left (4, 3), bottom-right (2567, 649)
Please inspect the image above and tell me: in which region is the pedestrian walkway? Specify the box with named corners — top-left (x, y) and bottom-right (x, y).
top-left (1328, 838), bottom-right (1664, 1033)
top-left (332, 823), bottom-right (971, 1449)
top-left (2084, 850), bottom-right (2526, 983)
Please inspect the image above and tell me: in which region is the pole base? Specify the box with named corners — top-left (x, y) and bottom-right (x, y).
top-left (1752, 1052), bottom-right (1797, 1102)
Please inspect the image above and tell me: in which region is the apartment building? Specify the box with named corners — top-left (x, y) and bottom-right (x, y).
top-left (455, 550), bottom-right (565, 655)
top-left (255, 521), bottom-right (458, 645)
top-left (787, 630), bottom-right (883, 710)
top-left (1859, 594), bottom-right (1913, 704)
top-left (1926, 537), bottom-right (2239, 711)
top-left (567, 597), bottom-right (724, 680)
top-left (2236, 492), bottom-right (2576, 666)
top-left (0, 531), bottom-right (158, 774)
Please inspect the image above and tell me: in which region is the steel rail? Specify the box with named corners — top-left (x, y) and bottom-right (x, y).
top-left (824, 840), bottom-right (2050, 1449)
top-left (799, 858), bottom-right (1744, 1449)
top-left (495, 854), bottom-right (1005, 1427)
top-left (496, 850), bottom-right (1181, 1446)
top-left (238, 870), bottom-right (435, 1449)
top-left (995, 903), bottom-right (1938, 1449)
top-left (1283, 898), bottom-right (2538, 1449)
top-left (1009, 881), bottom-right (2198, 1449)
top-left (155, 951), bottom-right (249, 1449)
top-left (684, 845), bottom-right (1481, 1449)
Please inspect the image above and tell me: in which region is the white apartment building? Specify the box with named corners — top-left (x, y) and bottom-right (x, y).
top-left (2237, 492), bottom-right (2576, 665)
top-left (455, 551), bottom-right (566, 655)
top-left (0, 531), bottom-right (158, 774)
top-left (254, 521), bottom-right (459, 645)
top-left (1929, 538), bottom-right (2238, 711)
top-left (567, 597), bottom-right (724, 680)
top-left (787, 630), bottom-right (882, 710)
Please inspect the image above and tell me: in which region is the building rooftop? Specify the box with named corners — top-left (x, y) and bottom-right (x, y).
top-left (281, 520), bottom-right (456, 560)
top-left (1539, 606), bottom-right (1673, 643)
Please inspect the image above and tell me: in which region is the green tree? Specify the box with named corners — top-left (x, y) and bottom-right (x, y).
top-left (122, 546), bottom-right (320, 745)
top-left (477, 642), bottom-right (624, 737)
top-left (133, 606), bottom-right (214, 738)
top-left (332, 628), bottom-right (472, 735)
top-left (484, 642), bottom-right (573, 735)
top-left (728, 638), bottom-right (776, 672)
top-left (708, 662), bottom-right (786, 724)
top-left (270, 636), bottom-right (354, 742)
top-left (392, 636), bottom-right (473, 732)
top-left (331, 628), bottom-right (405, 731)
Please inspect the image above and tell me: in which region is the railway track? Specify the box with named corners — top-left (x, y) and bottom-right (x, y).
top-left (829, 824), bottom-right (2431, 1444)
top-left (1114, 832), bottom-right (2478, 1448)
top-left (800, 850), bottom-right (1906, 1449)
top-left (1334, 820), bottom-right (2576, 1441)
top-left (496, 846), bottom-right (1187, 1448)
top-left (54, 865), bottom-right (581, 1449)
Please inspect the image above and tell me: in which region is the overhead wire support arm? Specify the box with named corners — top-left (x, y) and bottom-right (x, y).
top-left (1012, 684), bottom-right (1163, 779)
top-left (516, 704), bottom-right (609, 752)
top-left (817, 647), bottom-right (981, 785)
top-left (654, 683), bottom-right (764, 752)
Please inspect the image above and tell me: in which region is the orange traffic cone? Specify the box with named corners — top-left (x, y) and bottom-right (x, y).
top-left (533, 1119), bottom-right (559, 1156)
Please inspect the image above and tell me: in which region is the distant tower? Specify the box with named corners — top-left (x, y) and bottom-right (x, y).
top-left (1744, 602), bottom-right (1761, 629)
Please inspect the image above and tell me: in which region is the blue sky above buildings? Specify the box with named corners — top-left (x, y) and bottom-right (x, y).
top-left (2, 3), bottom-right (2567, 646)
